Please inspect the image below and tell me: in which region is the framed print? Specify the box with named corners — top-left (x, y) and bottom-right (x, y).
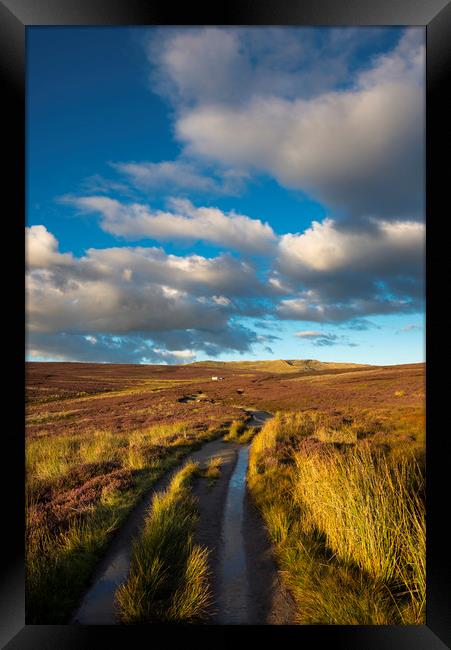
top-left (2, 0), bottom-right (450, 647)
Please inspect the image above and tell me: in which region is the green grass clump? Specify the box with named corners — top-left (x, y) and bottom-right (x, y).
top-left (116, 462), bottom-right (211, 623)
top-left (248, 410), bottom-right (425, 624)
top-left (223, 420), bottom-right (256, 444)
top-left (199, 456), bottom-right (222, 486)
top-left (223, 420), bottom-right (246, 441)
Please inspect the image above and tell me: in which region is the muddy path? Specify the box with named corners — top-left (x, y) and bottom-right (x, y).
top-left (71, 437), bottom-right (235, 624)
top-left (193, 422), bottom-right (295, 625)
top-left (244, 409), bottom-right (275, 428)
top-left (72, 409), bottom-right (294, 625)
top-left (242, 485), bottom-right (295, 624)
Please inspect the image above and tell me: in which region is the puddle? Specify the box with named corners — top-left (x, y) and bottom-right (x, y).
top-left (72, 415), bottom-right (274, 625)
top-left (215, 445), bottom-right (250, 624)
top-left (245, 410), bottom-right (273, 428)
top-left (73, 549), bottom-right (130, 624)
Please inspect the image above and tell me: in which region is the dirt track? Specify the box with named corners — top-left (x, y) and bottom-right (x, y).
top-left (72, 412), bottom-right (294, 625)
top-left (71, 437), bottom-right (235, 624)
top-left (193, 441), bottom-right (295, 625)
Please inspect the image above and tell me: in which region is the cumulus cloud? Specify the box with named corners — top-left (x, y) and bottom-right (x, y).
top-left (149, 28), bottom-right (248, 106)
top-left (112, 159), bottom-right (248, 196)
top-left (294, 330), bottom-right (324, 338)
top-left (25, 28), bottom-right (426, 363)
top-left (27, 332), bottom-right (200, 365)
top-left (26, 231), bottom-right (267, 332)
top-left (26, 218), bottom-right (424, 360)
top-left (148, 27), bottom-right (406, 106)
top-left (152, 348), bottom-right (196, 361)
top-left (344, 319), bottom-right (379, 331)
top-left (64, 195), bottom-right (277, 255)
top-left (396, 323), bottom-right (422, 334)
top-left (294, 330), bottom-right (358, 347)
top-left (27, 332), bottom-right (152, 364)
top-left (27, 326), bottom-right (261, 364)
top-left (273, 216), bottom-right (424, 323)
top-left (98, 28), bottom-right (405, 205)
top-left (278, 294), bottom-right (421, 323)
top-left (172, 29), bottom-right (424, 219)
top-left (26, 225), bottom-right (268, 362)
top-left (26, 225), bottom-right (73, 268)
top-left (277, 217), bottom-right (424, 276)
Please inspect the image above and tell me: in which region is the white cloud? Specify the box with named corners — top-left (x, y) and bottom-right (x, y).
top-left (150, 28), bottom-right (247, 105)
top-left (278, 294), bottom-right (420, 323)
top-left (65, 195), bottom-right (277, 255)
top-left (294, 330), bottom-right (357, 347)
top-left (26, 225), bottom-right (73, 268)
top-left (277, 217), bottom-right (424, 275)
top-left (294, 330), bottom-right (324, 338)
top-left (153, 348), bottom-right (196, 361)
top-left (26, 226), bottom-right (266, 360)
top-left (274, 215), bottom-right (424, 322)
top-left (25, 29), bottom-right (426, 363)
top-left (112, 159), bottom-right (247, 196)
top-left (114, 160), bottom-right (215, 192)
top-left (174, 30), bottom-right (424, 219)
top-left (396, 323), bottom-right (422, 334)
top-left (149, 27), bottom-right (406, 106)
top-left (81, 245), bottom-right (265, 297)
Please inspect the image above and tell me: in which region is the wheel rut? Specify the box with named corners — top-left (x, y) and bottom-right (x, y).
top-left (72, 411), bottom-right (294, 625)
top-left (193, 410), bottom-right (295, 625)
top-left (71, 437), bottom-right (234, 624)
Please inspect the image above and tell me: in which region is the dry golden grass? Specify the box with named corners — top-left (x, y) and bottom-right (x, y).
top-left (223, 420), bottom-right (256, 444)
top-left (248, 409), bottom-right (425, 624)
top-left (26, 421), bottom-right (219, 623)
top-left (200, 456), bottom-right (223, 484)
top-left (116, 462), bottom-right (211, 623)
top-left (26, 360), bottom-right (424, 624)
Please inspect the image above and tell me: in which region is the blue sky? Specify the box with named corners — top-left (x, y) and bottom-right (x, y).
top-left (26, 27), bottom-right (425, 365)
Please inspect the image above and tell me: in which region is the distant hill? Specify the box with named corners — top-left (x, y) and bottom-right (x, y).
top-left (188, 359), bottom-right (371, 374)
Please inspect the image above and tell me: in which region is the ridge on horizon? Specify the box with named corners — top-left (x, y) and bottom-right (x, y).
top-left (25, 358), bottom-right (426, 371)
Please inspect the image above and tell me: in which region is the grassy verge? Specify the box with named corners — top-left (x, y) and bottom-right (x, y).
top-left (116, 462), bottom-right (211, 623)
top-left (26, 422), bottom-right (223, 623)
top-left (248, 411), bottom-right (425, 624)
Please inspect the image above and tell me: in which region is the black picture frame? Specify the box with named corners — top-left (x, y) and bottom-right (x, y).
top-left (2, 1), bottom-right (450, 647)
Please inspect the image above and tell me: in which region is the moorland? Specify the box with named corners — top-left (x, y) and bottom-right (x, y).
top-left (25, 359), bottom-right (425, 624)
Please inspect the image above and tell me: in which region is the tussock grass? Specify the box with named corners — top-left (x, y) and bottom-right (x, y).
top-left (200, 456), bottom-right (222, 485)
top-left (26, 484), bottom-right (134, 623)
top-left (26, 409), bottom-right (79, 425)
top-left (26, 422), bottom-right (196, 496)
top-left (26, 435), bottom-right (78, 487)
top-left (223, 420), bottom-right (256, 444)
top-left (26, 421), bottom-right (218, 623)
top-left (248, 410), bottom-right (425, 624)
top-left (116, 462), bottom-right (211, 623)
top-left (223, 420), bottom-right (246, 441)
top-left (236, 426), bottom-right (256, 444)
top-left (292, 445), bottom-right (425, 590)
